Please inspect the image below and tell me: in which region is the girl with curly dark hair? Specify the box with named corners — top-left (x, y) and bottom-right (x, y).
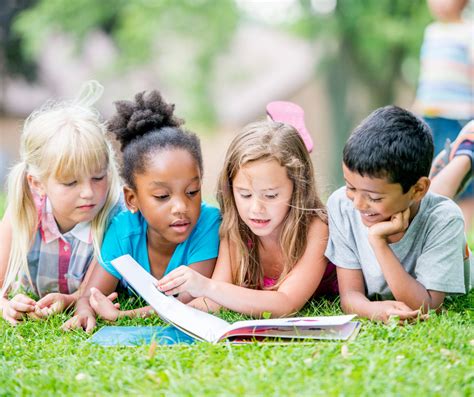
top-left (64, 90), bottom-right (220, 332)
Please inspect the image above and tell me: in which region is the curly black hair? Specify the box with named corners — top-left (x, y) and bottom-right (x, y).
top-left (108, 90), bottom-right (203, 189)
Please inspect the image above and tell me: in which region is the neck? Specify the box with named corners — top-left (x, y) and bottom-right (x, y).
top-left (408, 200), bottom-right (422, 222)
top-left (146, 228), bottom-right (176, 256)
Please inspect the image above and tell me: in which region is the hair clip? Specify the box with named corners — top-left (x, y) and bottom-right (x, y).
top-left (266, 101), bottom-right (313, 153)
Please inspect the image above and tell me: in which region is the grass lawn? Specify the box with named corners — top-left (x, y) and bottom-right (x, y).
top-left (0, 196), bottom-right (473, 396)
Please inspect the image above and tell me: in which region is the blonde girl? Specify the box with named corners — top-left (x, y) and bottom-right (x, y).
top-left (0, 82), bottom-right (121, 325)
top-left (157, 120), bottom-right (338, 317)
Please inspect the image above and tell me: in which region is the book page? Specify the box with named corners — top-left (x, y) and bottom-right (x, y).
top-left (220, 321), bottom-right (360, 341)
top-left (225, 314), bottom-right (356, 333)
top-left (111, 255), bottom-right (230, 342)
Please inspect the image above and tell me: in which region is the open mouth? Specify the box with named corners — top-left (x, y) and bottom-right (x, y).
top-left (170, 219), bottom-right (191, 233)
top-left (249, 218), bottom-right (271, 228)
top-left (359, 212), bottom-right (379, 221)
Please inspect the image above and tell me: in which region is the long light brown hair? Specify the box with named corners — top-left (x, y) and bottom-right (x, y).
top-left (217, 120), bottom-right (326, 290)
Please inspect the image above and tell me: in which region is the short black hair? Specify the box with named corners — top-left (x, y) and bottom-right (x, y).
top-left (108, 90), bottom-right (203, 189)
top-left (343, 106), bottom-right (433, 193)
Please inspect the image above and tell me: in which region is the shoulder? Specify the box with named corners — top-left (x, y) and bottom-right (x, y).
top-left (327, 187), bottom-right (357, 220)
top-left (421, 192), bottom-right (463, 221)
top-left (308, 216), bottom-right (329, 240)
top-left (327, 186), bottom-right (349, 208)
top-left (196, 202), bottom-right (221, 228)
top-left (199, 202), bottom-right (221, 220)
top-left (417, 192), bottom-right (464, 233)
top-left (106, 209), bottom-right (145, 239)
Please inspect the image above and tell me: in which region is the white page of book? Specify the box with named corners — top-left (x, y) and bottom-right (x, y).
top-left (227, 314), bottom-right (356, 332)
top-left (111, 255), bottom-right (230, 342)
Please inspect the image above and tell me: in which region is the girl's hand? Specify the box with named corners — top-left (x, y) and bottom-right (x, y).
top-left (62, 291), bottom-right (119, 333)
top-left (89, 288), bottom-right (121, 322)
top-left (1, 294), bottom-right (37, 326)
top-left (62, 309), bottom-right (97, 333)
top-left (34, 293), bottom-right (75, 318)
top-left (156, 266), bottom-right (211, 298)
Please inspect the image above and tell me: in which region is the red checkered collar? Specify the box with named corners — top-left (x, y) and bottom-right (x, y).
top-left (35, 194), bottom-right (92, 244)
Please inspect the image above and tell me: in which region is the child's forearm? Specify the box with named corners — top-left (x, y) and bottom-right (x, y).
top-left (117, 305), bottom-right (155, 319)
top-left (188, 296), bottom-right (221, 313)
top-left (340, 291), bottom-right (380, 320)
top-left (369, 239), bottom-right (441, 311)
top-left (204, 280), bottom-right (300, 318)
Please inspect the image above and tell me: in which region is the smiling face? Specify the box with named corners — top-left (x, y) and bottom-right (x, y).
top-left (126, 149), bottom-right (202, 248)
top-left (232, 158), bottom-right (293, 241)
top-left (31, 168), bottom-right (109, 234)
top-left (342, 164), bottom-right (424, 227)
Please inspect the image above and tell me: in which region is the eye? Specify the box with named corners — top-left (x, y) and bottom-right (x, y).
top-left (239, 193), bottom-right (251, 199)
top-left (62, 181), bottom-right (77, 187)
top-left (368, 197), bottom-right (382, 203)
top-left (154, 194), bottom-right (170, 201)
top-left (345, 186), bottom-right (355, 192)
top-left (265, 193), bottom-right (278, 200)
top-left (186, 189), bottom-right (201, 197)
top-left (92, 175), bottom-right (106, 181)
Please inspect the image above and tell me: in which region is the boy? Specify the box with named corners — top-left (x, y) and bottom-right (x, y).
top-left (325, 106), bottom-right (472, 322)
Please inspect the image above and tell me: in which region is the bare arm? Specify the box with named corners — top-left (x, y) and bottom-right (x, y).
top-left (88, 258), bottom-right (217, 321)
top-left (62, 263), bottom-right (119, 332)
top-left (159, 219), bottom-right (330, 318)
top-left (0, 205), bottom-right (13, 292)
top-left (0, 206), bottom-right (38, 325)
top-left (337, 266), bottom-right (424, 322)
top-left (369, 238), bottom-right (445, 312)
top-left (368, 209), bottom-right (445, 312)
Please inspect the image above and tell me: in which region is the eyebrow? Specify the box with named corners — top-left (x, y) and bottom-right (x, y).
top-left (149, 176), bottom-right (200, 188)
top-left (234, 186), bottom-right (279, 191)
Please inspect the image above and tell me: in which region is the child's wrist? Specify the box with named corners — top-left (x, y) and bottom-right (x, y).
top-left (368, 234), bottom-right (388, 247)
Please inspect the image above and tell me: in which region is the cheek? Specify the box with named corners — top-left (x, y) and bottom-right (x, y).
top-left (345, 190), bottom-right (354, 201)
top-left (97, 180), bottom-right (109, 199)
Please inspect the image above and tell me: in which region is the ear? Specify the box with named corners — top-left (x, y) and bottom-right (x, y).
top-left (410, 176), bottom-right (430, 201)
top-left (27, 174), bottom-right (46, 197)
top-left (123, 186), bottom-right (139, 214)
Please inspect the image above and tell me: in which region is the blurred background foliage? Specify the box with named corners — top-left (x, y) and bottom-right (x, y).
top-left (6, 0), bottom-right (240, 124)
top-left (3, 0), bottom-right (430, 125)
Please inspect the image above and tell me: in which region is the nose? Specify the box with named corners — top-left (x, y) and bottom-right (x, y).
top-left (171, 195), bottom-right (188, 215)
top-left (79, 181), bottom-right (94, 199)
top-left (250, 196), bottom-right (265, 215)
top-left (352, 193), bottom-right (368, 212)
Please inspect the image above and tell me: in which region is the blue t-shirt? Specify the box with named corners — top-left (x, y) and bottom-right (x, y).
top-left (99, 202), bottom-right (221, 282)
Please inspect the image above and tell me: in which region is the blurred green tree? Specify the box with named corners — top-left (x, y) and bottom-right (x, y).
top-left (291, 0), bottom-right (431, 182)
top-left (12, 0), bottom-right (239, 125)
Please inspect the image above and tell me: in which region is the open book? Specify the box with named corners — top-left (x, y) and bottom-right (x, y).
top-left (111, 255), bottom-right (360, 343)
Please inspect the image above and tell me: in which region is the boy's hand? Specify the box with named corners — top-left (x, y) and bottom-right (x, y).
top-left (155, 266), bottom-right (210, 298)
top-left (373, 300), bottom-right (427, 324)
top-left (1, 294), bottom-right (37, 326)
top-left (368, 207), bottom-right (410, 242)
top-left (89, 288), bottom-right (120, 322)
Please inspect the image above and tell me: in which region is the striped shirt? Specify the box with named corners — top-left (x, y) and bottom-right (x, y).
top-left (414, 20), bottom-right (474, 120)
top-left (19, 194), bottom-right (94, 298)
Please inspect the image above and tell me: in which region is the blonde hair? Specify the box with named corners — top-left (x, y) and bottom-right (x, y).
top-left (217, 120), bottom-right (326, 290)
top-left (1, 81), bottom-right (121, 296)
